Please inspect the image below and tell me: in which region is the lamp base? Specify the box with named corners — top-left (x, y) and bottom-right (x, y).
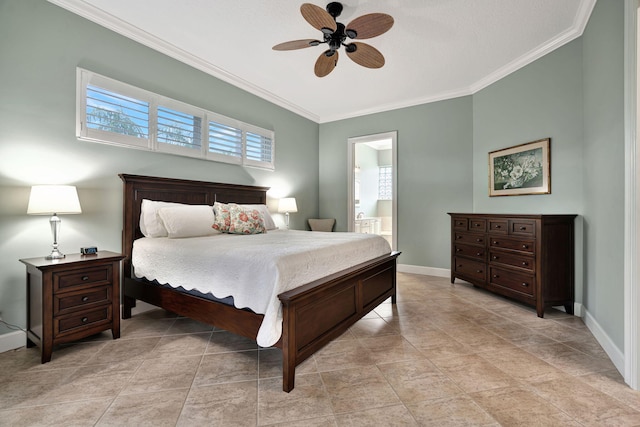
top-left (45, 249), bottom-right (65, 260)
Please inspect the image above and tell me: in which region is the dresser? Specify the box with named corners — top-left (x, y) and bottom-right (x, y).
top-left (448, 213), bottom-right (576, 317)
top-left (20, 251), bottom-right (124, 363)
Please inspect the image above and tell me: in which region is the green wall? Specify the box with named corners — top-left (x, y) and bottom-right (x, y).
top-left (472, 39), bottom-right (585, 306)
top-left (319, 97), bottom-right (474, 268)
top-left (0, 0), bottom-right (319, 335)
top-left (582, 0), bottom-right (625, 348)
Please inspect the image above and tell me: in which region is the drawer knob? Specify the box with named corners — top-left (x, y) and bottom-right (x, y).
top-left (476, 252), bottom-right (481, 256)
top-left (519, 226), bottom-right (526, 230)
top-left (457, 236), bottom-right (463, 239)
top-left (522, 245), bottom-right (528, 249)
top-left (493, 274), bottom-right (499, 278)
top-left (81, 317), bottom-right (88, 323)
top-left (492, 256), bottom-right (498, 260)
top-left (522, 262), bottom-right (528, 266)
top-left (493, 241), bottom-right (499, 245)
top-left (456, 248), bottom-right (461, 252)
top-left (476, 238), bottom-right (482, 242)
top-left (521, 282), bottom-right (528, 287)
top-left (82, 296), bottom-right (89, 302)
top-left (494, 225), bottom-right (501, 229)
top-left (476, 270), bottom-right (482, 273)
top-left (82, 276), bottom-right (89, 281)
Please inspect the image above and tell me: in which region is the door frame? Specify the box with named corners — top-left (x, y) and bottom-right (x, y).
top-left (347, 131), bottom-right (398, 250)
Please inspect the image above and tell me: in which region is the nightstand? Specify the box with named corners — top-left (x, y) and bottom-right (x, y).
top-left (19, 251), bottom-right (125, 363)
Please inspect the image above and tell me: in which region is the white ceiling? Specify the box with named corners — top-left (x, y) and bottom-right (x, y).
top-left (49, 0), bottom-right (595, 123)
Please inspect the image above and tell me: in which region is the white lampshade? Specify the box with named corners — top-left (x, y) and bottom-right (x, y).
top-left (27, 185), bottom-right (82, 215)
top-left (278, 197), bottom-right (298, 213)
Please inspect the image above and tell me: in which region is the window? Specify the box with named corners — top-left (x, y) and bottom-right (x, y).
top-left (378, 166), bottom-right (392, 200)
top-left (77, 68), bottom-right (275, 169)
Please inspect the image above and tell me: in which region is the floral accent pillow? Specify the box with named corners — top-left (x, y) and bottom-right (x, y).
top-left (213, 202), bottom-right (266, 235)
top-left (212, 202), bottom-right (232, 232)
top-left (229, 204), bottom-right (267, 234)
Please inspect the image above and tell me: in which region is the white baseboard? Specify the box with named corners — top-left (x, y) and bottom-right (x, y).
top-left (398, 264), bottom-right (450, 278)
top-left (583, 308), bottom-right (625, 375)
top-left (0, 330), bottom-right (26, 354)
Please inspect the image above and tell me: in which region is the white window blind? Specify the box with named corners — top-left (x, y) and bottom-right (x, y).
top-left (77, 68), bottom-right (275, 169)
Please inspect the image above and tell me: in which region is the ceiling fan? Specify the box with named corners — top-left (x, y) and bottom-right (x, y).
top-left (272, 2), bottom-right (394, 78)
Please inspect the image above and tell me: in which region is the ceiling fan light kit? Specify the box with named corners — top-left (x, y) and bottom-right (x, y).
top-left (273, 2), bottom-right (394, 77)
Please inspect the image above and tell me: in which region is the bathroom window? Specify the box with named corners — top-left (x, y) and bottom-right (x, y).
top-left (378, 166), bottom-right (392, 200)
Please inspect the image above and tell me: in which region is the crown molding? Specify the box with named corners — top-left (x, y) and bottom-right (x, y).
top-left (48, 0), bottom-right (596, 125)
top-left (47, 0), bottom-right (320, 123)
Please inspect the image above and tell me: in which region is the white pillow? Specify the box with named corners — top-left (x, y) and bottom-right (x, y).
top-left (157, 205), bottom-right (219, 238)
top-left (140, 199), bottom-right (185, 237)
top-left (242, 204), bottom-right (277, 230)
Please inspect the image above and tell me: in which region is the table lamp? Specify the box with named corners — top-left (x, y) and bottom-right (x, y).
top-left (27, 185), bottom-right (82, 259)
top-left (278, 197), bottom-right (298, 229)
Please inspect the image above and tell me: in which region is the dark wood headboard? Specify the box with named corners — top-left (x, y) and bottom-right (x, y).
top-left (119, 174), bottom-right (269, 279)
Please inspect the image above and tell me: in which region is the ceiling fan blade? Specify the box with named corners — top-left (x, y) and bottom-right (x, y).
top-left (346, 13), bottom-right (394, 39)
top-left (301, 3), bottom-right (337, 33)
top-left (346, 42), bottom-right (385, 69)
top-left (272, 39), bottom-right (320, 51)
top-left (314, 50), bottom-right (339, 77)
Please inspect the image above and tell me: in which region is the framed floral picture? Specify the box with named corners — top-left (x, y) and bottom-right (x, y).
top-left (489, 138), bottom-right (550, 197)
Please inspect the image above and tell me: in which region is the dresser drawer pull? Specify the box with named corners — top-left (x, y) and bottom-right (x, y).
top-left (494, 225), bottom-right (501, 229)
top-left (492, 256), bottom-right (498, 260)
top-left (521, 282), bottom-right (528, 287)
top-left (493, 241), bottom-right (499, 245)
top-left (476, 252), bottom-right (482, 256)
top-left (493, 274), bottom-right (499, 278)
top-left (458, 264), bottom-right (462, 268)
top-left (82, 276), bottom-right (89, 281)
top-left (522, 262), bottom-right (528, 266)
top-left (476, 270), bottom-right (482, 273)
top-left (82, 296), bottom-right (89, 302)
top-left (81, 317), bottom-right (88, 323)
top-left (456, 248), bottom-right (461, 252)
top-left (522, 245), bottom-right (528, 249)
top-left (476, 238), bottom-right (482, 242)
top-left (519, 226), bottom-right (527, 231)
top-left (457, 236), bottom-right (463, 239)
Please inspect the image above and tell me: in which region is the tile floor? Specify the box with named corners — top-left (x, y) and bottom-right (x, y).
top-left (2, 273), bottom-right (640, 426)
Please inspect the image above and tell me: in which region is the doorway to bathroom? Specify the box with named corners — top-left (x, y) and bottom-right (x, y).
top-left (347, 131), bottom-right (397, 250)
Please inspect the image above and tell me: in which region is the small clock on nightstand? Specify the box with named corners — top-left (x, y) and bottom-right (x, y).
top-left (19, 251), bottom-right (125, 363)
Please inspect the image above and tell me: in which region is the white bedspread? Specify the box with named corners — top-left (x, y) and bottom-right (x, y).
top-left (132, 230), bottom-right (391, 347)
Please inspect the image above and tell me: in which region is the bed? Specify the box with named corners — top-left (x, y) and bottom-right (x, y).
top-left (120, 174), bottom-right (400, 392)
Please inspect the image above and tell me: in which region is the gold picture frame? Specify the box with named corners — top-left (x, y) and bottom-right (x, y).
top-left (489, 138), bottom-right (550, 197)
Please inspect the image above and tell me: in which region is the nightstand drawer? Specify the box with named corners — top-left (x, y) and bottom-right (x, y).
top-left (55, 305), bottom-right (112, 336)
top-left (54, 286), bottom-right (111, 315)
top-left (54, 266), bottom-right (112, 292)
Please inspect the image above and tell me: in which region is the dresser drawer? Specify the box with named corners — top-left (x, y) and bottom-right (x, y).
top-left (489, 237), bottom-right (535, 254)
top-left (452, 217), bottom-right (468, 231)
top-left (489, 267), bottom-right (534, 296)
top-left (454, 232), bottom-right (485, 246)
top-left (489, 250), bottom-right (534, 271)
top-left (510, 220), bottom-right (536, 237)
top-left (54, 286), bottom-right (111, 315)
top-left (488, 219), bottom-right (508, 234)
top-left (454, 257), bottom-right (486, 281)
top-left (54, 266), bottom-right (112, 292)
top-left (55, 305), bottom-right (112, 336)
top-left (469, 219), bottom-right (487, 232)
top-left (454, 244), bottom-right (486, 261)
